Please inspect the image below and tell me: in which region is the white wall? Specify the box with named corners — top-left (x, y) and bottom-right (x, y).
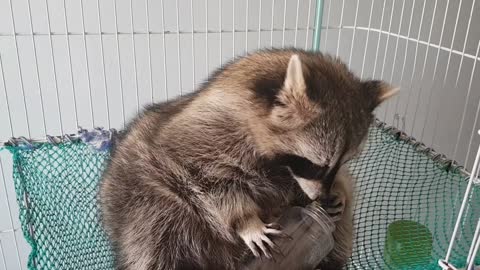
top-left (0, 0), bottom-right (479, 269)
top-left (320, 0), bottom-right (480, 168)
top-left (0, 0), bottom-right (315, 269)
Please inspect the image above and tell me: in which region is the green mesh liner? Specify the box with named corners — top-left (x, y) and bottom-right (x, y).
top-left (348, 125), bottom-right (479, 269)
top-left (6, 141), bottom-right (114, 269)
top-left (4, 123), bottom-right (480, 270)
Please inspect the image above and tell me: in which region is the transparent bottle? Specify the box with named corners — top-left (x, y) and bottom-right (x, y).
top-left (245, 201), bottom-right (335, 270)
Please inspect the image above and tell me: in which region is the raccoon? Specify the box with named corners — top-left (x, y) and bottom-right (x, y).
top-left (99, 48), bottom-right (397, 270)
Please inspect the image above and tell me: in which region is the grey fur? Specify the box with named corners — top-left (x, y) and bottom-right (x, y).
top-left (99, 48), bottom-right (395, 270)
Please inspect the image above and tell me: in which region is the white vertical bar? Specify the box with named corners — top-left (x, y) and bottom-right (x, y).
top-left (445, 142), bottom-right (480, 261)
top-left (175, 0), bottom-right (183, 94)
top-left (113, 0), bottom-right (126, 126)
top-left (430, 0), bottom-right (451, 156)
top-left (0, 55), bottom-right (14, 135)
top-left (270, 0), bottom-right (275, 48)
top-left (8, 0), bottom-right (31, 138)
top-left (371, 0), bottom-right (388, 77)
top-left (130, 0), bottom-right (140, 110)
top-left (347, 0), bottom-right (360, 67)
top-left (80, 0), bottom-right (95, 127)
top-left (219, 0), bottom-right (222, 62)
top-left (384, 0), bottom-right (406, 120)
top-left (304, 0), bottom-right (312, 50)
top-left (429, 0), bottom-right (464, 144)
top-left (0, 240), bottom-right (7, 270)
top-left (393, 0), bottom-right (417, 116)
top-left (232, 0), bottom-right (235, 57)
top-left (464, 49), bottom-right (480, 167)
top-left (45, 0), bottom-right (64, 134)
top-left (421, 0), bottom-right (456, 142)
top-left (258, 0), bottom-right (262, 49)
top-left (360, 0), bottom-right (375, 79)
top-left (402, 0), bottom-right (427, 122)
top-left (379, 0), bottom-right (398, 81)
top-left (454, 0), bottom-right (476, 88)
top-left (191, 0), bottom-right (196, 90)
top-left (281, 0), bottom-right (287, 48)
top-left (466, 217), bottom-right (480, 265)
top-left (335, 0), bottom-right (345, 57)
top-left (205, 0), bottom-right (208, 72)
top-left (245, 0), bottom-right (249, 53)
top-left (0, 159), bottom-right (22, 269)
top-left (442, 0), bottom-right (464, 87)
top-left (430, 0), bottom-right (474, 147)
top-left (294, 0), bottom-right (300, 47)
top-left (62, 0), bottom-right (79, 128)
top-left (161, 0), bottom-right (168, 101)
top-left (96, 0), bottom-right (111, 129)
top-left (411, 0), bottom-right (438, 136)
top-left (467, 230), bottom-right (480, 270)
top-left (451, 0), bottom-right (477, 159)
top-left (146, 0), bottom-right (154, 103)
top-left (26, 0), bottom-right (48, 135)
top-left (322, 0), bottom-right (332, 51)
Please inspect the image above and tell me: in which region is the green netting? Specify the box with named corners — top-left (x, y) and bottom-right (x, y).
top-left (6, 141), bottom-right (114, 269)
top-left (348, 125), bottom-right (479, 269)
top-left (4, 123), bottom-right (480, 270)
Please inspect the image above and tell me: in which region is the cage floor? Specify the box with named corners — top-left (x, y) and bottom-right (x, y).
top-left (348, 124), bottom-right (480, 269)
top-left (3, 123), bottom-right (480, 269)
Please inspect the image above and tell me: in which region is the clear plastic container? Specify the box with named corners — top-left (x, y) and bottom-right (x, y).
top-left (244, 201), bottom-right (335, 270)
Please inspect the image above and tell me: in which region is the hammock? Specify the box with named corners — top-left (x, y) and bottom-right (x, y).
top-left (3, 121), bottom-right (479, 270)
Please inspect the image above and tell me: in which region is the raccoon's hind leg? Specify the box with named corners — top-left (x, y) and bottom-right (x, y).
top-left (114, 192), bottom-right (238, 270)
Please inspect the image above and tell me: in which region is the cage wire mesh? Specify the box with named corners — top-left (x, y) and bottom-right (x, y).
top-left (0, 0), bottom-right (479, 269)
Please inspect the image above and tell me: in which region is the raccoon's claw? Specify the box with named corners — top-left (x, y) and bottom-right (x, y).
top-left (266, 223), bottom-right (292, 240)
top-left (320, 193), bottom-right (345, 221)
top-left (239, 220), bottom-right (285, 259)
top-left (266, 222), bottom-right (282, 230)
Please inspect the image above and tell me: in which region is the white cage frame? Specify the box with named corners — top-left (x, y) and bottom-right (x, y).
top-left (0, 0), bottom-right (479, 269)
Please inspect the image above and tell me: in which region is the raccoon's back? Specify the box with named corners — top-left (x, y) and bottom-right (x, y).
top-left (99, 93), bottom-right (247, 269)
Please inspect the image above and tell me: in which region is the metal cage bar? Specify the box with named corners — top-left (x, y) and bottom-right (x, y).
top-left (0, 157), bottom-right (22, 270)
top-left (45, 0), bottom-right (64, 134)
top-left (62, 0), bottom-right (80, 128)
top-left (0, 2), bottom-right (479, 268)
top-left (130, 0), bottom-right (141, 110)
top-left (312, 0), bottom-right (324, 51)
top-left (95, 0), bottom-right (111, 129)
top-left (444, 133), bottom-right (480, 262)
top-left (79, 0), bottom-right (96, 127)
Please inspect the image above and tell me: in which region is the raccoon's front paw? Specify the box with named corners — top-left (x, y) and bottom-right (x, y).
top-left (238, 219), bottom-right (285, 258)
top-left (320, 192), bottom-right (345, 221)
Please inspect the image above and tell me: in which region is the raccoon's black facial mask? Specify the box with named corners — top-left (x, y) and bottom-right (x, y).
top-left (273, 152), bottom-right (350, 192)
top-left (274, 154), bottom-right (328, 180)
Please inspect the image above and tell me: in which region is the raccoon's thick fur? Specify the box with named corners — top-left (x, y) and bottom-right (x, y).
top-left (99, 48), bottom-right (397, 270)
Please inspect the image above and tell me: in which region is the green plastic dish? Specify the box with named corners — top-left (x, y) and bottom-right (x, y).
top-left (384, 220), bottom-right (433, 269)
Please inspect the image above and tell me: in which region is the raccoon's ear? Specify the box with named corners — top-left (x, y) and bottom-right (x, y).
top-left (365, 80), bottom-right (399, 110)
top-left (270, 54), bottom-right (319, 130)
top-left (284, 54), bottom-right (306, 91)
